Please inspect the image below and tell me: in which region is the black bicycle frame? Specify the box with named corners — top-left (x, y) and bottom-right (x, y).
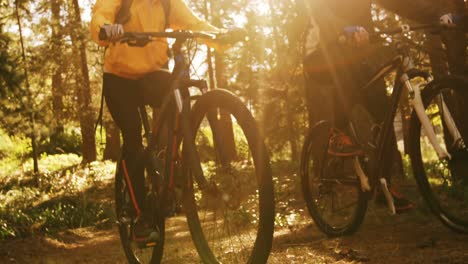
top-left (137, 37), bottom-right (210, 200)
top-left (358, 54), bottom-right (409, 185)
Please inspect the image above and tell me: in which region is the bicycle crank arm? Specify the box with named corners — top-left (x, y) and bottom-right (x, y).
top-left (379, 178), bottom-right (396, 215)
top-left (353, 157), bottom-right (371, 192)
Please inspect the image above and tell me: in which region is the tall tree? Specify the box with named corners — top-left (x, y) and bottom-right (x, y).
top-left (203, 0), bottom-right (237, 163)
top-left (14, 0), bottom-right (39, 175)
top-left (69, 0), bottom-right (96, 162)
top-left (50, 0), bottom-right (65, 128)
top-left (266, 0), bottom-right (304, 161)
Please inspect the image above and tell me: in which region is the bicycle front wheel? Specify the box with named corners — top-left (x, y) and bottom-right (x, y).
top-left (182, 89), bottom-right (274, 263)
top-left (300, 121), bottom-right (368, 237)
top-left (409, 75), bottom-right (468, 233)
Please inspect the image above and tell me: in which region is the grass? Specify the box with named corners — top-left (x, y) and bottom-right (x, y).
top-left (0, 135), bottom-right (116, 239)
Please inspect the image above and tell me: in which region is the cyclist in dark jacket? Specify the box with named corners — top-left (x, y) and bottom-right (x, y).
top-left (303, 0), bottom-right (465, 212)
top-left (304, 0), bottom-right (464, 129)
top-left (379, 0), bottom-right (466, 76)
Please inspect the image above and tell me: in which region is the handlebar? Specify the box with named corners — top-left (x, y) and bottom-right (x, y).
top-left (372, 23), bottom-right (460, 36)
top-left (338, 23), bottom-right (462, 46)
top-left (98, 28), bottom-right (247, 47)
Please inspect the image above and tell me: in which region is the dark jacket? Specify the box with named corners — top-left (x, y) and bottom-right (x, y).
top-left (309, 0), bottom-right (459, 44)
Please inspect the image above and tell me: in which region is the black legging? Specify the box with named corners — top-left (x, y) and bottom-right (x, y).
top-left (303, 44), bottom-right (400, 182)
top-left (303, 45), bottom-right (389, 129)
top-left (103, 71), bottom-right (171, 213)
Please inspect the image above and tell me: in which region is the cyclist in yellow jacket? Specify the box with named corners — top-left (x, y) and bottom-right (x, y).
top-left (90, 0), bottom-right (220, 243)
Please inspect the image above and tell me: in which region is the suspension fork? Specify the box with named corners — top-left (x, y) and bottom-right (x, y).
top-left (403, 74), bottom-right (452, 159)
top-left (172, 83), bottom-right (210, 191)
top-left (434, 93), bottom-right (464, 150)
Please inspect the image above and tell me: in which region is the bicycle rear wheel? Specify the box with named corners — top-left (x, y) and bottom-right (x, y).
top-left (182, 89), bottom-right (274, 263)
top-left (115, 155), bottom-right (166, 264)
top-left (409, 75), bottom-right (468, 233)
top-left (300, 121), bottom-right (368, 237)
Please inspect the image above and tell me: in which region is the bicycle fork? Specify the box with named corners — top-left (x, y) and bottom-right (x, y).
top-left (172, 84), bottom-right (211, 192)
top-left (403, 74), bottom-right (464, 160)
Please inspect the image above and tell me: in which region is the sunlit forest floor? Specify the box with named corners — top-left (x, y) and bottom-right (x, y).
top-left (1, 158), bottom-right (468, 263)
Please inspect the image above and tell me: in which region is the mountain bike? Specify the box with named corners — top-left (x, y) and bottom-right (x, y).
top-left (300, 24), bottom-right (468, 236)
top-left (100, 29), bottom-right (275, 263)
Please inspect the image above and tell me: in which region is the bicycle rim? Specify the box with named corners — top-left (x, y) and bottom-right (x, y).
top-left (301, 121), bottom-right (367, 237)
top-left (183, 90), bottom-right (274, 263)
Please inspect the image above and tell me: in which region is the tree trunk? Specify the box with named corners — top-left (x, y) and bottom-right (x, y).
top-left (51, 0), bottom-right (64, 126)
top-left (15, 0), bottom-right (39, 175)
top-left (268, 0), bottom-right (299, 161)
top-left (285, 88), bottom-right (298, 161)
top-left (213, 48), bottom-right (237, 162)
top-left (207, 9), bottom-right (237, 162)
top-left (69, 0), bottom-right (97, 163)
top-left (203, 0), bottom-right (215, 90)
top-left (426, 34), bottom-right (449, 78)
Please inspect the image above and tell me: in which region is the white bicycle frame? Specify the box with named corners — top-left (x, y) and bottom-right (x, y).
top-left (403, 74), bottom-right (464, 160)
top-left (352, 49), bottom-right (465, 214)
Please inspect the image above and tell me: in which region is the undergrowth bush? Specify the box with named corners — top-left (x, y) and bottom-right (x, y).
top-left (0, 200), bottom-right (109, 239)
top-left (0, 154), bottom-right (116, 240)
top-left (39, 127), bottom-right (82, 155)
top-left (0, 129), bottom-right (30, 160)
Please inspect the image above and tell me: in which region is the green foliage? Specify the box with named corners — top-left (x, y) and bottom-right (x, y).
top-left (0, 200), bottom-right (108, 239)
top-left (0, 129), bottom-right (31, 181)
top-left (0, 129), bottom-right (30, 160)
top-left (0, 151), bottom-right (115, 239)
top-left (401, 154), bottom-right (414, 180)
top-left (0, 32), bottom-right (23, 96)
top-left (224, 206), bottom-right (254, 226)
top-left (271, 161), bottom-right (303, 228)
top-left (39, 127), bottom-right (82, 155)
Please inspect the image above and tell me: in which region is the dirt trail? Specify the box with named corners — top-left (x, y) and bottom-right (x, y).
top-left (1, 205), bottom-right (468, 264)
top-left (1, 165), bottom-right (467, 263)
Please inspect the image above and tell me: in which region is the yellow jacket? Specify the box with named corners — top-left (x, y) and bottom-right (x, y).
top-left (90, 0), bottom-right (219, 79)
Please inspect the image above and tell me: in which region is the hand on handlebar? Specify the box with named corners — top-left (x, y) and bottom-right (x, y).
top-left (96, 27), bottom-right (247, 49)
top-left (440, 13), bottom-right (458, 27)
top-left (340, 26), bottom-right (369, 47)
top-left (99, 24), bottom-right (124, 41)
